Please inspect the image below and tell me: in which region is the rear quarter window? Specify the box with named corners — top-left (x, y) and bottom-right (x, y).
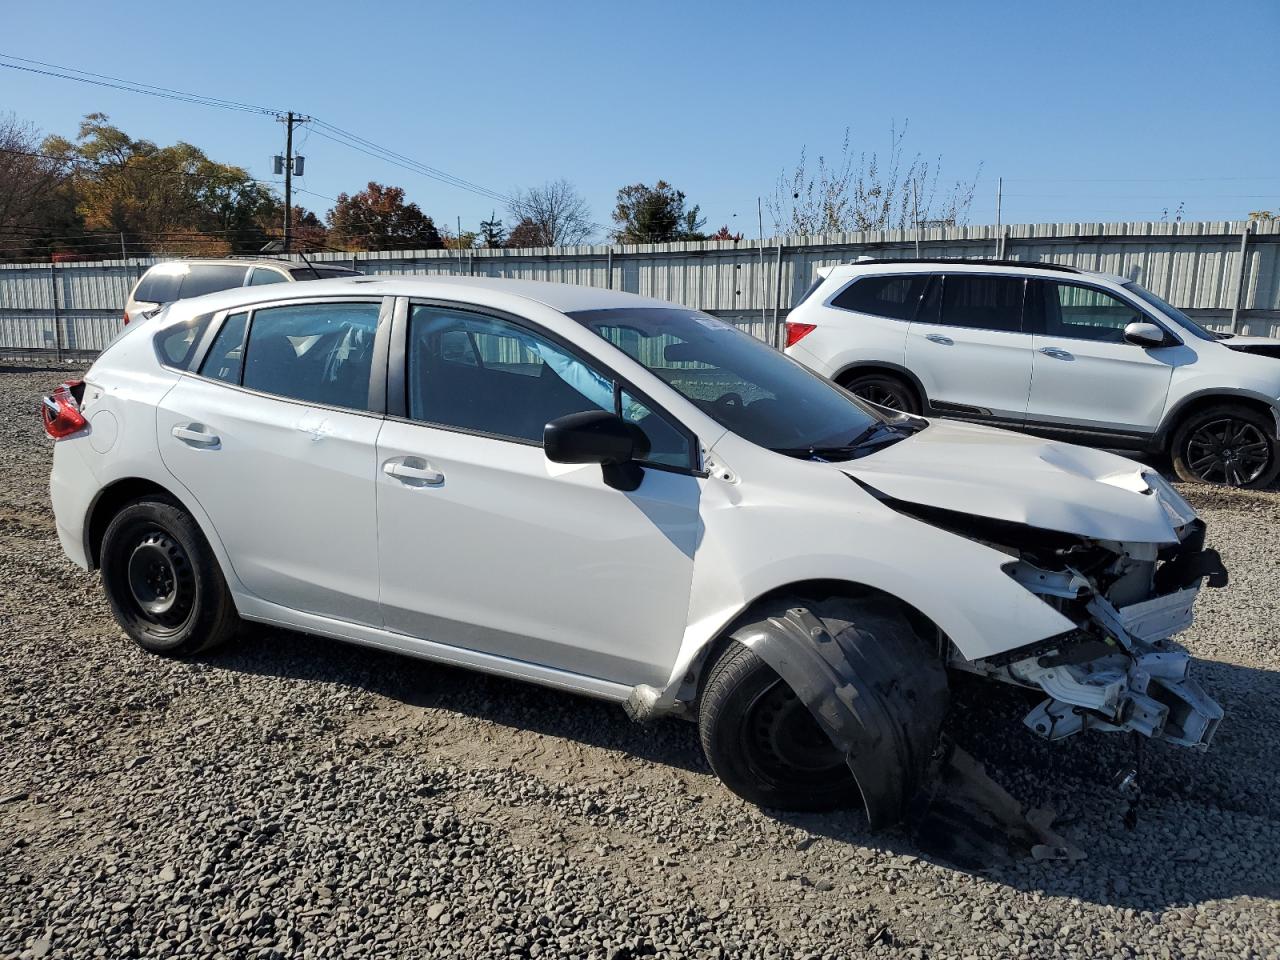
top-left (155, 313), bottom-right (215, 369)
top-left (133, 270), bottom-right (182, 304)
top-left (830, 275), bottom-right (930, 320)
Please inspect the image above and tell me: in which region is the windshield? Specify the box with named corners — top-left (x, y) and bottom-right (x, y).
top-left (1124, 282), bottom-right (1226, 341)
top-left (568, 307), bottom-right (886, 453)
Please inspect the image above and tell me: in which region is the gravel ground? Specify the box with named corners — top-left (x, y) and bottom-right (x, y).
top-left (2, 362), bottom-right (1278, 960)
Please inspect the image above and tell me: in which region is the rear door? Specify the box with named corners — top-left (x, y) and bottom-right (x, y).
top-left (156, 296), bottom-right (390, 624)
top-left (905, 274), bottom-right (1033, 423)
top-left (1025, 279), bottom-right (1179, 434)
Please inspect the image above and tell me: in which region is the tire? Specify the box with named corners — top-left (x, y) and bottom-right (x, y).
top-left (1170, 404), bottom-right (1280, 489)
top-left (837, 371), bottom-right (920, 414)
top-left (99, 497), bottom-right (240, 656)
top-left (697, 597), bottom-right (947, 816)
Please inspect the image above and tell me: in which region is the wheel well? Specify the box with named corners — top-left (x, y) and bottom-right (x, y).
top-left (1161, 394), bottom-right (1278, 447)
top-left (833, 365), bottom-right (924, 406)
top-left (85, 478), bottom-right (184, 569)
top-left (688, 579), bottom-right (946, 707)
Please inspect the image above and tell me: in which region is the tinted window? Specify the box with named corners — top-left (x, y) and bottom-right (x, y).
top-left (155, 313), bottom-right (213, 369)
top-left (290, 267), bottom-right (360, 280)
top-left (571, 308), bottom-right (882, 453)
top-left (133, 269), bottom-right (183, 304)
top-left (241, 302), bottom-right (381, 410)
top-left (179, 265), bottom-right (249, 299)
top-left (1043, 282), bottom-right (1145, 343)
top-left (407, 306), bottom-right (692, 467)
top-left (831, 275), bottom-right (929, 320)
top-left (249, 267), bottom-right (288, 285)
top-left (200, 312), bottom-right (248, 384)
top-left (938, 275), bottom-right (1025, 332)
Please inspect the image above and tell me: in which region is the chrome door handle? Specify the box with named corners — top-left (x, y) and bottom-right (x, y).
top-left (383, 458), bottom-right (445, 486)
top-left (1038, 346), bottom-right (1074, 360)
top-left (171, 423), bottom-right (220, 447)
top-left (925, 334), bottom-right (954, 345)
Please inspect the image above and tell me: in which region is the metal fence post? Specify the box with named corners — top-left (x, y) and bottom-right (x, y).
top-left (772, 242), bottom-right (785, 348)
top-left (49, 261), bottom-right (62, 363)
top-left (606, 246), bottom-right (613, 289)
top-left (1230, 220), bottom-right (1254, 334)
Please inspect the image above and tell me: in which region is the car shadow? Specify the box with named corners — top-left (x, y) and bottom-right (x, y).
top-left (204, 625), bottom-right (1278, 911)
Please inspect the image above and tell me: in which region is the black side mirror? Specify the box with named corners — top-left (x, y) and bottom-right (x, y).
top-left (544, 410), bottom-right (644, 491)
top-left (1124, 321), bottom-right (1168, 348)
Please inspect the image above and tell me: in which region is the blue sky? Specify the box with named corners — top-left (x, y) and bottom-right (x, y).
top-left (2, 0), bottom-right (1277, 239)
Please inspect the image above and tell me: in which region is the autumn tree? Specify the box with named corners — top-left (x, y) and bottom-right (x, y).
top-left (506, 180), bottom-right (593, 246)
top-left (44, 113), bottom-right (276, 255)
top-left (767, 122), bottom-right (979, 235)
top-left (611, 181), bottom-right (706, 243)
top-left (505, 217), bottom-right (545, 249)
top-left (707, 225), bottom-right (743, 242)
top-left (326, 182), bottom-right (443, 251)
top-left (0, 114), bottom-right (83, 260)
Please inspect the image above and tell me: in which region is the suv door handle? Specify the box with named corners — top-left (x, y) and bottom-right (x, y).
top-left (383, 457), bottom-right (445, 487)
top-left (925, 333), bottom-right (954, 345)
top-left (1038, 346), bottom-right (1074, 360)
top-left (171, 423), bottom-right (220, 448)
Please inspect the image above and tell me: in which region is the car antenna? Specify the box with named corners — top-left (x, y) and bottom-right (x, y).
top-left (261, 238), bottom-right (322, 280)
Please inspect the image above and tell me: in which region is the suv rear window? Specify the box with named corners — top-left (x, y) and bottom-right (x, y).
top-left (179, 264), bottom-right (248, 298)
top-left (133, 270), bottom-right (183, 304)
top-left (831, 275), bottom-right (929, 320)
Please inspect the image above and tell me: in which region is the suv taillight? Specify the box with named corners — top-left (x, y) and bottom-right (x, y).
top-left (41, 381), bottom-right (87, 439)
top-left (785, 322), bottom-right (816, 348)
top-left (123, 309), bottom-right (130, 326)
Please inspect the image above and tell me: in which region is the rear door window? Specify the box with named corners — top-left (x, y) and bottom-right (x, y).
top-left (200, 311), bottom-right (249, 384)
top-left (248, 267), bottom-right (288, 285)
top-left (936, 275), bottom-right (1026, 333)
top-left (241, 301), bottom-right (381, 411)
top-left (179, 264), bottom-right (249, 298)
top-left (830, 275), bottom-right (930, 320)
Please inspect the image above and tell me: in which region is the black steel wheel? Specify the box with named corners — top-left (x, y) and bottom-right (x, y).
top-left (100, 498), bottom-right (240, 655)
top-left (1171, 404), bottom-right (1280, 489)
top-left (838, 372), bottom-right (920, 414)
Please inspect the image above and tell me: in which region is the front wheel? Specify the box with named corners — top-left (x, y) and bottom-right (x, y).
top-left (100, 498), bottom-right (240, 656)
top-left (1170, 404), bottom-right (1280, 488)
top-left (837, 372), bottom-right (920, 414)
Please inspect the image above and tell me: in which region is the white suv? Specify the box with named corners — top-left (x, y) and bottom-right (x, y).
top-left (45, 277), bottom-right (1226, 826)
top-left (785, 259), bottom-right (1280, 488)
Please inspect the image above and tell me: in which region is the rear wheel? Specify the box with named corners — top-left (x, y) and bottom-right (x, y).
top-left (100, 498), bottom-right (240, 656)
top-left (837, 371), bottom-right (920, 414)
top-left (1170, 404), bottom-right (1280, 488)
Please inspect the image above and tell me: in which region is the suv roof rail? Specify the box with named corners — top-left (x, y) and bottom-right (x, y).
top-left (848, 257), bottom-right (1083, 274)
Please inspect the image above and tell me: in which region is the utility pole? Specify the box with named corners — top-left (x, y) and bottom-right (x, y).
top-left (275, 112), bottom-right (310, 253)
top-left (994, 176), bottom-right (1003, 259)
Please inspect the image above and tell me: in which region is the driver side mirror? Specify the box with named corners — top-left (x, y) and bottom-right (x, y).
top-left (1124, 321), bottom-right (1168, 348)
top-left (544, 410), bottom-right (644, 491)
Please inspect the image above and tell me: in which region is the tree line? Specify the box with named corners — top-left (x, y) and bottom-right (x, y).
top-left (0, 111), bottom-right (980, 261)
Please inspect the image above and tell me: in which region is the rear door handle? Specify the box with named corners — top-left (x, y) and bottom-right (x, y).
top-left (383, 457), bottom-right (445, 487)
top-left (925, 333), bottom-right (954, 345)
top-left (1038, 346), bottom-right (1074, 360)
top-left (171, 423), bottom-right (220, 448)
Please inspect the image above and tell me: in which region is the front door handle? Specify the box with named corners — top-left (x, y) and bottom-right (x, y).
top-left (171, 423), bottom-right (220, 448)
top-left (1038, 346), bottom-right (1074, 360)
top-left (925, 333), bottom-right (954, 345)
top-left (383, 457), bottom-right (445, 487)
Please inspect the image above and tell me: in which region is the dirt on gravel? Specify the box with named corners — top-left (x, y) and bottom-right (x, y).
top-left (2, 363), bottom-right (1278, 959)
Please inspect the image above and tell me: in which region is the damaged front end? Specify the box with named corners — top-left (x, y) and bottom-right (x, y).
top-left (871, 471), bottom-right (1228, 752)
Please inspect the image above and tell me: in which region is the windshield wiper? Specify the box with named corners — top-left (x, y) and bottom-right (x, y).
top-left (772, 421), bottom-right (906, 460)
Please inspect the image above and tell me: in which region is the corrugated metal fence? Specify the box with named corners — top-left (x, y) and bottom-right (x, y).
top-left (2, 219), bottom-right (1277, 360)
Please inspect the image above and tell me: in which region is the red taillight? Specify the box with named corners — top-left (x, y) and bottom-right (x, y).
top-left (123, 309), bottom-right (130, 326)
top-left (785, 322), bottom-right (816, 348)
top-left (41, 381), bottom-right (87, 439)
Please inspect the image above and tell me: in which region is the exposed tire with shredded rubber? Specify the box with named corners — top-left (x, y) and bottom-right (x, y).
top-left (698, 595), bottom-right (948, 826)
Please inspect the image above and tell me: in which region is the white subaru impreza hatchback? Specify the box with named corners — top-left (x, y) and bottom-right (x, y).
top-left (46, 276), bottom-right (1226, 826)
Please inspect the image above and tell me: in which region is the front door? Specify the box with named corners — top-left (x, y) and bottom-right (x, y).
top-left (156, 298), bottom-right (388, 624)
top-left (905, 274), bottom-right (1034, 424)
top-left (376, 302), bottom-right (703, 688)
top-left (1025, 279), bottom-right (1181, 435)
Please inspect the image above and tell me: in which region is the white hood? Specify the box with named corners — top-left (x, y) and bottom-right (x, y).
top-left (842, 419), bottom-right (1196, 543)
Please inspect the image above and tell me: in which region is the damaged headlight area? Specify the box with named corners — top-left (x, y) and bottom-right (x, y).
top-left (882, 480), bottom-right (1228, 751)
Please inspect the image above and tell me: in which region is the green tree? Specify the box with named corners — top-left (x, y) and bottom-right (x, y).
top-left (611, 181), bottom-right (706, 243)
top-left (326, 182), bottom-right (443, 251)
top-left (479, 212), bottom-right (506, 248)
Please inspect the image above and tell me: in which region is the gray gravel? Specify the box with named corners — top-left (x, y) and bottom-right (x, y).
top-left (2, 362), bottom-right (1278, 959)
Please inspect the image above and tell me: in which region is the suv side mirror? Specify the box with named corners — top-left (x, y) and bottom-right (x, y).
top-left (1124, 321), bottom-right (1168, 348)
top-left (545, 410), bottom-right (644, 491)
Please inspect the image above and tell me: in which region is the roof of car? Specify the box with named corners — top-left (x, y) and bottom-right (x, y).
top-left (159, 275), bottom-right (681, 317)
top-left (826, 258), bottom-right (1129, 285)
top-left (146, 257), bottom-right (359, 272)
